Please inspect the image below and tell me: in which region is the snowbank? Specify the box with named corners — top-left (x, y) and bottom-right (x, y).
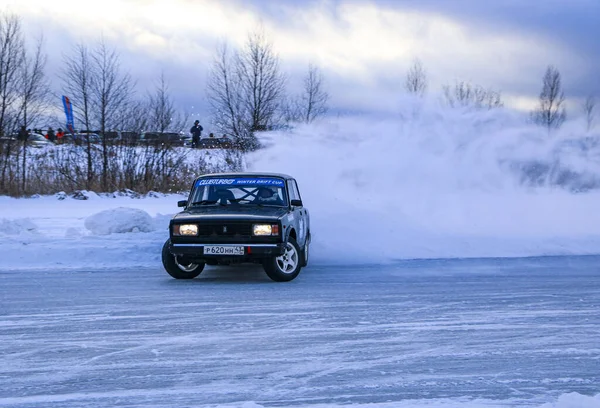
top-left (0, 218), bottom-right (38, 236)
top-left (0, 194), bottom-right (177, 271)
top-left (84, 207), bottom-right (155, 235)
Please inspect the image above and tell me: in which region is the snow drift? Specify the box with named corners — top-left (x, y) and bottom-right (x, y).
top-left (84, 207), bottom-right (155, 235)
top-left (0, 218), bottom-right (38, 236)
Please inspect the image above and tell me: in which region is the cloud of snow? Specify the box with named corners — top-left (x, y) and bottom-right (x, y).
top-left (248, 98), bottom-right (600, 263)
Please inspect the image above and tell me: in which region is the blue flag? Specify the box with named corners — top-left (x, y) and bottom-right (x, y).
top-left (62, 96), bottom-right (75, 134)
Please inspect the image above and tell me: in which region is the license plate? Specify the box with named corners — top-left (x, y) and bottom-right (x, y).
top-left (204, 246), bottom-right (244, 255)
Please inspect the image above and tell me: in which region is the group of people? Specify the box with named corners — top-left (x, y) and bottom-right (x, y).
top-left (17, 126), bottom-right (66, 143)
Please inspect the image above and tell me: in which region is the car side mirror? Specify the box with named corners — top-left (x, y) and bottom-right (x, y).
top-left (290, 199), bottom-right (303, 207)
top-left (177, 200), bottom-right (188, 208)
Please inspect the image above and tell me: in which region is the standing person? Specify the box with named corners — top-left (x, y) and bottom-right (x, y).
top-left (56, 128), bottom-right (65, 143)
top-left (46, 127), bottom-right (56, 142)
top-left (17, 125), bottom-right (29, 141)
top-left (190, 120), bottom-right (203, 148)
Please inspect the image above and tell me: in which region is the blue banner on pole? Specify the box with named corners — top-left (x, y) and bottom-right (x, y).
top-left (62, 96), bottom-right (75, 134)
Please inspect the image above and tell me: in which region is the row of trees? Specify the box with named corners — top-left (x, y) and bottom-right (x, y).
top-left (0, 15), bottom-right (330, 139)
top-left (0, 13), bottom-right (330, 195)
top-left (403, 58), bottom-right (596, 132)
top-left (206, 29), bottom-right (329, 150)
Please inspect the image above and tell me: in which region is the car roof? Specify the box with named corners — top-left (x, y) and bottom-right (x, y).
top-left (197, 172), bottom-right (294, 180)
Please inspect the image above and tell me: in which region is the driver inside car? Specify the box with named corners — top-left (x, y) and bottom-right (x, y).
top-left (255, 187), bottom-right (283, 205)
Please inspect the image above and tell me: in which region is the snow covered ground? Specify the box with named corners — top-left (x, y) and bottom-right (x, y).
top-left (1, 103), bottom-right (600, 406)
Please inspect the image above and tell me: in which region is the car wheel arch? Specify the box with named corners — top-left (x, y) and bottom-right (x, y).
top-left (287, 228), bottom-right (297, 243)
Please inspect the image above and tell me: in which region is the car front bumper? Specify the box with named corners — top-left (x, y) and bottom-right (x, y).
top-left (169, 242), bottom-right (286, 263)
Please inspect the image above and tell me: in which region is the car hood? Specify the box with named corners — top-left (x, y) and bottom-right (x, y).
top-left (173, 206), bottom-right (288, 222)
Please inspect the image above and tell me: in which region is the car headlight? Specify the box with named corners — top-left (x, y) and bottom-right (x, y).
top-left (173, 224), bottom-right (198, 236)
top-left (253, 224), bottom-right (279, 236)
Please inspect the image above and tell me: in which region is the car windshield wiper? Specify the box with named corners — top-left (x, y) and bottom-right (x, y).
top-left (190, 200), bottom-right (218, 206)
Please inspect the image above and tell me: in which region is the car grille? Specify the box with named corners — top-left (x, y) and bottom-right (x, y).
top-left (197, 221), bottom-right (252, 237)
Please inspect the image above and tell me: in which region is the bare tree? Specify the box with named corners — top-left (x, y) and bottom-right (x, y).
top-left (583, 95), bottom-right (595, 131)
top-left (442, 80), bottom-right (503, 109)
top-left (60, 43), bottom-right (95, 187)
top-left (238, 28), bottom-right (286, 134)
top-left (146, 71), bottom-right (186, 133)
top-left (18, 35), bottom-right (51, 194)
top-left (282, 64), bottom-right (329, 124)
top-left (0, 12), bottom-right (25, 192)
top-left (207, 28), bottom-right (286, 151)
top-left (531, 65), bottom-right (566, 131)
top-left (405, 59), bottom-right (427, 96)
top-left (89, 39), bottom-right (134, 190)
top-left (118, 99), bottom-right (149, 135)
top-left (207, 43), bottom-right (245, 141)
top-left (299, 64), bottom-right (329, 123)
top-left (61, 44), bottom-right (94, 132)
top-left (0, 13), bottom-right (23, 135)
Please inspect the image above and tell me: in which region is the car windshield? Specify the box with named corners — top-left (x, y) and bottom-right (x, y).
top-left (189, 177), bottom-right (288, 207)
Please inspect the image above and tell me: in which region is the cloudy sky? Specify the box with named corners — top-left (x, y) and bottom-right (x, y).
top-left (1, 0), bottom-right (598, 121)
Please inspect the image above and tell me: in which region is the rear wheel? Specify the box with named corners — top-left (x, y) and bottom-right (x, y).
top-left (162, 239), bottom-right (205, 279)
top-left (263, 237), bottom-right (302, 282)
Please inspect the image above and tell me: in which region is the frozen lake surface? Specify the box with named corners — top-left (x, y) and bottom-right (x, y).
top-left (1, 256), bottom-right (599, 407)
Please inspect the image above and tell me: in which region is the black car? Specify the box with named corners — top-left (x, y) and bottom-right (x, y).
top-left (162, 172), bottom-right (311, 282)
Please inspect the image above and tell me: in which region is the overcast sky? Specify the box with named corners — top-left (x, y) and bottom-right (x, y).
top-left (1, 0), bottom-right (598, 122)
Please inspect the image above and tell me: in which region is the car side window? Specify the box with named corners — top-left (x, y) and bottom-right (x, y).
top-left (292, 180), bottom-right (302, 201)
top-left (288, 179), bottom-right (301, 202)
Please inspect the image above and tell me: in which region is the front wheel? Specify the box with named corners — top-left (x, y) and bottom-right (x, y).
top-left (300, 232), bottom-right (310, 267)
top-left (162, 239), bottom-right (205, 279)
top-left (263, 238), bottom-right (302, 282)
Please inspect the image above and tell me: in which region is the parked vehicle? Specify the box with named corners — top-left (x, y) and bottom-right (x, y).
top-left (139, 132), bottom-right (185, 146)
top-left (25, 133), bottom-right (55, 148)
top-left (192, 136), bottom-right (235, 149)
top-left (162, 173), bottom-right (311, 282)
top-left (62, 133), bottom-right (102, 144)
top-left (0, 133), bottom-right (53, 148)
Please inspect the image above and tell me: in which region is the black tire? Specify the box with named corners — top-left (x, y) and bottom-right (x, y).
top-left (263, 237), bottom-right (302, 282)
top-left (162, 239), bottom-right (205, 279)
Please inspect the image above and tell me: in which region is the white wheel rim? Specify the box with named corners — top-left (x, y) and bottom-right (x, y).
top-left (276, 242), bottom-right (299, 274)
top-left (174, 256), bottom-right (199, 272)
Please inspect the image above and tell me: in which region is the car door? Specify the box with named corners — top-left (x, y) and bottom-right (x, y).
top-left (288, 179), bottom-right (308, 247)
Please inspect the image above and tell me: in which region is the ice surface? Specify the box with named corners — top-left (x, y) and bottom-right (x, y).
top-left (1, 258), bottom-right (599, 407)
